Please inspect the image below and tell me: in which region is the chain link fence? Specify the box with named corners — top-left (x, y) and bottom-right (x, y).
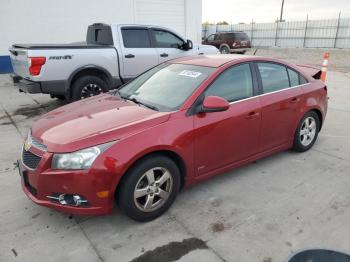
top-left (202, 16), bottom-right (350, 48)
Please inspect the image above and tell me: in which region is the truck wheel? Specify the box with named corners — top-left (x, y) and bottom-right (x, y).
top-left (117, 155), bottom-right (181, 222)
top-left (71, 75), bottom-right (108, 101)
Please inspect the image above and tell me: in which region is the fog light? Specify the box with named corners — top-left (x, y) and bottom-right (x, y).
top-left (72, 195), bottom-right (87, 206)
top-left (47, 193), bottom-right (89, 207)
top-left (58, 194), bottom-right (68, 205)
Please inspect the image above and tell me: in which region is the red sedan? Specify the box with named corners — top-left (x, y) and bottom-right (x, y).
top-left (19, 55), bottom-right (328, 221)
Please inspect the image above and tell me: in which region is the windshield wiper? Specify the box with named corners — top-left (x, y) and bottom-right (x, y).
top-left (127, 97), bottom-right (159, 111)
top-left (113, 89), bottom-right (128, 99)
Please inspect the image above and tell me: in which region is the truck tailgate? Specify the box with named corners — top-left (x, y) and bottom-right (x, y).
top-left (9, 48), bottom-right (30, 78)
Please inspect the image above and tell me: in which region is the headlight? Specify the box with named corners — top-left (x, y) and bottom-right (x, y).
top-left (52, 141), bottom-right (115, 170)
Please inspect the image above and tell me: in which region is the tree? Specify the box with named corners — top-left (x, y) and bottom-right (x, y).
top-left (216, 21), bottom-right (229, 25)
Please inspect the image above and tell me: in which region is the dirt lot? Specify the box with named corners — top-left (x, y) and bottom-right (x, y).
top-left (246, 47), bottom-right (350, 72)
top-left (1, 57), bottom-right (350, 262)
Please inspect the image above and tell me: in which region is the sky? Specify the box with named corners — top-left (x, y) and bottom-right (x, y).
top-left (202, 0), bottom-right (350, 23)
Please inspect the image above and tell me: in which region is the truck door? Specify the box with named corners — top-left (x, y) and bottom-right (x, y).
top-left (150, 29), bottom-right (191, 63)
top-left (120, 27), bottom-right (158, 79)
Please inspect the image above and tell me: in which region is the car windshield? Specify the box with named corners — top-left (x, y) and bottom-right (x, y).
top-left (117, 64), bottom-right (215, 111)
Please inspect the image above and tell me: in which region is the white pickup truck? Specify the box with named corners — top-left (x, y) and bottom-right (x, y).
top-left (9, 23), bottom-right (218, 100)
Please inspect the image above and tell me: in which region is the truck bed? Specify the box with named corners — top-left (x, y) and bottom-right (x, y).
top-left (12, 43), bottom-right (113, 50)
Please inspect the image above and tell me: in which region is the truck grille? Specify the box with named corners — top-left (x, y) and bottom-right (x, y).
top-left (22, 149), bottom-right (42, 170)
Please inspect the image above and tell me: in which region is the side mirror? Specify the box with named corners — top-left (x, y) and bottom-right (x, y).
top-left (184, 39), bottom-right (193, 50)
top-left (200, 96), bottom-right (230, 113)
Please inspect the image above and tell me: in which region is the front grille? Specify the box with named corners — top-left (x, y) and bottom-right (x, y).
top-left (22, 149), bottom-right (42, 170)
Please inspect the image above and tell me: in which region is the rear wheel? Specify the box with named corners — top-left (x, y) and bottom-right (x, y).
top-left (292, 111), bottom-right (320, 152)
top-left (220, 46), bottom-right (230, 54)
top-left (71, 75), bottom-right (108, 101)
top-left (117, 155), bottom-right (180, 222)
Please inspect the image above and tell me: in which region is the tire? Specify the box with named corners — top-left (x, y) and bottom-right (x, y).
top-left (71, 75), bottom-right (108, 101)
top-left (117, 155), bottom-right (181, 222)
top-left (292, 111), bottom-right (320, 152)
top-left (220, 46), bottom-right (230, 54)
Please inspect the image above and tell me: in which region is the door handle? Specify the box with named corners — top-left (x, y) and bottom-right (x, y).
top-left (125, 54), bottom-right (135, 58)
top-left (290, 97), bottom-right (300, 103)
top-left (198, 52), bottom-right (204, 55)
top-left (160, 53), bottom-right (169, 57)
top-left (245, 111), bottom-right (259, 119)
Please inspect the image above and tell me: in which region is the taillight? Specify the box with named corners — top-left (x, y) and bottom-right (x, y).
top-left (28, 57), bottom-right (46, 76)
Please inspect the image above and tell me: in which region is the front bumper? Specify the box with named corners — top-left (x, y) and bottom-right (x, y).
top-left (18, 154), bottom-right (115, 216)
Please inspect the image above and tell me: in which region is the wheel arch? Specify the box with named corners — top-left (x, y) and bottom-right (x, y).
top-left (297, 107), bottom-right (324, 132)
top-left (310, 108), bottom-right (323, 131)
top-left (114, 149), bottom-right (187, 200)
top-left (66, 65), bottom-right (113, 97)
top-left (219, 43), bottom-right (230, 51)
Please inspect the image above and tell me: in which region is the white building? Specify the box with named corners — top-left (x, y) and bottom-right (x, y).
top-left (0, 0), bottom-right (202, 73)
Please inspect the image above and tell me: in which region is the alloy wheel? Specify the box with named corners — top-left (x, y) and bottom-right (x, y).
top-left (81, 83), bottom-right (103, 99)
top-left (133, 167), bottom-right (173, 212)
top-left (299, 116), bottom-right (317, 146)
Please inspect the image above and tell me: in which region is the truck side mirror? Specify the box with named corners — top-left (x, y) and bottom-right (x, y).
top-left (184, 40), bottom-right (193, 50)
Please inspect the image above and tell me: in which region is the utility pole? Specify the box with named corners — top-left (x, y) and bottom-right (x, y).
top-left (280, 0), bottom-right (285, 22)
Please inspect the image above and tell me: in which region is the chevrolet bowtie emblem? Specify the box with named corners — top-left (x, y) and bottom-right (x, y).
top-left (24, 136), bottom-right (32, 151)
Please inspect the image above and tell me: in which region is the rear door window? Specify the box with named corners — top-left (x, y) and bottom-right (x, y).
top-left (222, 33), bottom-right (235, 40)
top-left (121, 28), bottom-right (151, 48)
top-left (287, 68), bottom-right (300, 87)
top-left (207, 34), bottom-right (215, 41)
top-left (300, 75), bottom-right (308, 84)
top-left (205, 63), bottom-right (254, 102)
top-left (234, 33), bottom-right (249, 41)
top-left (214, 34), bottom-right (221, 40)
top-left (257, 63), bottom-right (290, 93)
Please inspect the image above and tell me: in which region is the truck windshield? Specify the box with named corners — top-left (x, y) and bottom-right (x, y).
top-left (118, 64), bottom-right (215, 111)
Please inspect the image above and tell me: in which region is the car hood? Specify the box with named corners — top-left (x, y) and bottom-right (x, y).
top-left (31, 94), bottom-right (170, 153)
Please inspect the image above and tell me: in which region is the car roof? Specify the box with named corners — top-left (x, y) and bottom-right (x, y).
top-left (170, 54), bottom-right (267, 68)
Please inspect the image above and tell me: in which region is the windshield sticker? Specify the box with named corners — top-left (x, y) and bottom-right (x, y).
top-left (179, 70), bottom-right (202, 78)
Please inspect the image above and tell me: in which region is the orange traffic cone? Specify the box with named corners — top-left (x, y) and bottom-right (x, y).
top-left (320, 52), bottom-right (330, 82)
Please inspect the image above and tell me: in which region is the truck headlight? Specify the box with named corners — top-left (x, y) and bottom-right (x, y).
top-left (52, 141), bottom-right (115, 170)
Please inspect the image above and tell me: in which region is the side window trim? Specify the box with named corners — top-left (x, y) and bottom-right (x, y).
top-left (254, 61), bottom-right (310, 95)
top-left (255, 61), bottom-right (292, 95)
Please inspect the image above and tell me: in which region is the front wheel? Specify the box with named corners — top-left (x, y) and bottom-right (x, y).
top-left (292, 111), bottom-right (320, 152)
top-left (117, 155), bottom-right (180, 222)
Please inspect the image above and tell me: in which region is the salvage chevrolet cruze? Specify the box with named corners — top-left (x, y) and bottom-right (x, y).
top-left (18, 55), bottom-right (328, 221)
